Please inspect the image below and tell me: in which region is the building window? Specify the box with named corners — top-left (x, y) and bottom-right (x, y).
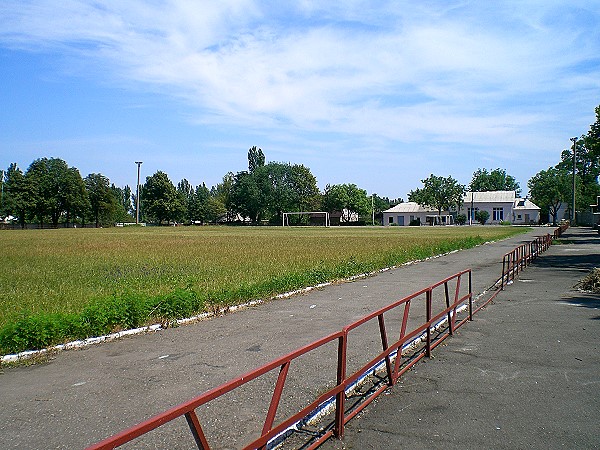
top-left (493, 208), bottom-right (504, 221)
top-left (467, 208), bottom-right (478, 220)
top-left (388, 216), bottom-right (393, 224)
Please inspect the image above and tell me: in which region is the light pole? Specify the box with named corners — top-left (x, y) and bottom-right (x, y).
top-left (135, 161), bottom-right (143, 224)
top-left (570, 137), bottom-right (577, 225)
top-left (470, 191), bottom-right (474, 225)
top-left (0, 169), bottom-right (4, 214)
top-left (372, 194), bottom-right (375, 226)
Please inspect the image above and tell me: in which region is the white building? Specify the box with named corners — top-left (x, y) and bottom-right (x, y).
top-left (382, 202), bottom-right (454, 226)
top-left (383, 191), bottom-right (540, 226)
top-left (462, 191), bottom-right (540, 225)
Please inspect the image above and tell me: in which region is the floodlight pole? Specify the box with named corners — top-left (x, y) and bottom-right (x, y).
top-left (135, 161), bottom-right (143, 224)
top-left (570, 137), bottom-right (577, 225)
top-left (0, 169), bottom-right (4, 213)
top-left (371, 194), bottom-right (375, 226)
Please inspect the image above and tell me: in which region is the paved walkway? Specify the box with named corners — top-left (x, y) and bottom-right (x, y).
top-left (1, 227), bottom-right (596, 449)
top-left (323, 227), bottom-right (600, 450)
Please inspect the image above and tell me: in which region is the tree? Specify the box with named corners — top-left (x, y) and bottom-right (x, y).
top-left (323, 183), bottom-right (370, 222)
top-left (2, 163), bottom-right (30, 228)
top-left (177, 178), bottom-right (195, 223)
top-left (408, 174), bottom-right (465, 217)
top-left (25, 158), bottom-right (60, 227)
top-left (229, 171), bottom-right (264, 223)
top-left (528, 167), bottom-right (571, 225)
top-left (213, 172), bottom-right (236, 222)
top-left (63, 167), bottom-right (88, 226)
top-left (587, 104), bottom-right (600, 160)
top-left (556, 135), bottom-right (600, 212)
top-left (110, 184), bottom-right (134, 221)
top-left (205, 195), bottom-right (227, 224)
top-left (230, 161), bottom-right (320, 224)
top-left (475, 210), bottom-right (489, 225)
top-left (191, 183), bottom-right (210, 224)
top-left (255, 162), bottom-right (320, 222)
top-left (288, 164), bottom-right (321, 212)
top-left (85, 173), bottom-right (116, 227)
top-left (469, 168), bottom-right (521, 195)
top-left (24, 158), bottom-right (87, 227)
top-left (248, 146), bottom-right (265, 173)
top-left (142, 171), bottom-right (186, 225)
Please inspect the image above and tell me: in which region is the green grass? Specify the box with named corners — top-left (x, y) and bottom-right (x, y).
top-left (0, 225), bottom-right (527, 354)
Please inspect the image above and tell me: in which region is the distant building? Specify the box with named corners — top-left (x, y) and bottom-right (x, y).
top-left (383, 191), bottom-right (540, 226)
top-left (382, 202), bottom-right (454, 226)
top-left (462, 191), bottom-right (540, 225)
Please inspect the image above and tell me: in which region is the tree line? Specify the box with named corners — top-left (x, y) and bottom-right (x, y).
top-left (0, 158), bottom-right (134, 229)
top-left (400, 103), bottom-right (600, 225)
top-left (528, 105), bottom-right (600, 224)
top-left (2, 104), bottom-right (598, 228)
top-left (0, 146), bottom-right (400, 228)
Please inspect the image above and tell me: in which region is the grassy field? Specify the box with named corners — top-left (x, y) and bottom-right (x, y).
top-left (0, 225), bottom-right (527, 353)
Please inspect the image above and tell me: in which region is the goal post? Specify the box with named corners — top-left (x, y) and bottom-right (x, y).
top-left (282, 211), bottom-right (330, 227)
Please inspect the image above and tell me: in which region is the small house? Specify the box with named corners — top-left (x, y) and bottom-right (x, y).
top-left (383, 202), bottom-right (454, 226)
top-left (462, 191), bottom-right (540, 225)
top-left (383, 191), bottom-right (540, 226)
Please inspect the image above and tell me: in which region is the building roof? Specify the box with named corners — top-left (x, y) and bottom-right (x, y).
top-left (383, 202), bottom-right (440, 214)
top-left (463, 191), bottom-right (517, 203)
top-left (513, 198), bottom-right (540, 211)
top-left (384, 192), bottom-right (540, 215)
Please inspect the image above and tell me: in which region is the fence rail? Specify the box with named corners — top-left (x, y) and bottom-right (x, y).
top-left (87, 225), bottom-right (568, 450)
top-left (88, 270), bottom-right (473, 450)
top-left (500, 223), bottom-right (569, 290)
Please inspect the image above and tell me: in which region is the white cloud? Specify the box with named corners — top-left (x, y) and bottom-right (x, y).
top-left (1, 1), bottom-right (599, 195)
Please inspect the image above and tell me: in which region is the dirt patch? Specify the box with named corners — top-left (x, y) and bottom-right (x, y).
top-left (577, 268), bottom-right (600, 294)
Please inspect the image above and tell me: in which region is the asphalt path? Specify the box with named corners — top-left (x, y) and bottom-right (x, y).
top-left (0, 226), bottom-right (582, 449)
top-left (323, 227), bottom-right (600, 450)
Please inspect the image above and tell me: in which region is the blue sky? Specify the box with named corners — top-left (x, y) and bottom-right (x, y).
top-left (1, 1), bottom-right (599, 199)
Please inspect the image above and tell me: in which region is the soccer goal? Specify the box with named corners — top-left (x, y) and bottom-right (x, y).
top-left (282, 211), bottom-right (330, 227)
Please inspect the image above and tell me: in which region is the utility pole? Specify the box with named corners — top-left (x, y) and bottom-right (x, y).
top-left (570, 137), bottom-right (577, 225)
top-left (135, 161), bottom-right (143, 224)
top-left (470, 191), bottom-right (474, 225)
top-left (0, 169), bottom-right (4, 213)
top-left (372, 194), bottom-right (375, 226)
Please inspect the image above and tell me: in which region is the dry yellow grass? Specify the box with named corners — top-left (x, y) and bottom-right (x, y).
top-left (0, 225), bottom-right (525, 328)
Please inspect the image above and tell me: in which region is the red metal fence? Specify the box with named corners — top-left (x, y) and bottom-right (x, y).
top-left (88, 270), bottom-right (472, 450)
top-left (88, 225), bottom-right (568, 450)
top-left (500, 223), bottom-right (569, 290)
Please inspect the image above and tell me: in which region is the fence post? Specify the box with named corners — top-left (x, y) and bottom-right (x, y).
top-left (334, 333), bottom-right (347, 439)
top-left (185, 411), bottom-right (210, 450)
top-left (444, 282), bottom-right (453, 335)
top-left (468, 270), bottom-right (473, 321)
top-left (426, 289), bottom-right (432, 357)
top-left (378, 314), bottom-right (394, 386)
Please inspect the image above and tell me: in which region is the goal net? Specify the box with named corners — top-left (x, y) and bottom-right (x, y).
top-left (282, 211), bottom-right (330, 227)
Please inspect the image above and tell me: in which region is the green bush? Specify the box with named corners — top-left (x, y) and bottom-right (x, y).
top-left (475, 210), bottom-right (489, 225)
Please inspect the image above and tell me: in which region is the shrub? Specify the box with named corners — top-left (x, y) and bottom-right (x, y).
top-left (455, 214), bottom-right (467, 225)
top-left (475, 210), bottom-right (489, 225)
